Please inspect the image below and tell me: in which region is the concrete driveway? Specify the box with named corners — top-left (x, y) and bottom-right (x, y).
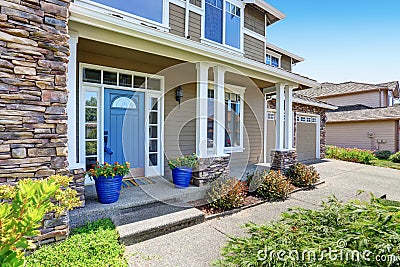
top-left (125, 159), bottom-right (400, 267)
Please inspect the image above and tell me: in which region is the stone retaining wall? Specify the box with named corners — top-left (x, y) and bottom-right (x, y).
top-left (0, 0), bottom-right (72, 244)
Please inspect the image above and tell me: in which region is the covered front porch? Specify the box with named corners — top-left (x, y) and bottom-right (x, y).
top-left (66, 24), bottom-right (313, 207)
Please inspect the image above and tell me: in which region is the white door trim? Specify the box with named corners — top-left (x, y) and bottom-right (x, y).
top-left (78, 63), bottom-right (165, 178)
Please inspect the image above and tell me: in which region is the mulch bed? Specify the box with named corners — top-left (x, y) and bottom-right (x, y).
top-left (191, 181), bottom-right (325, 218)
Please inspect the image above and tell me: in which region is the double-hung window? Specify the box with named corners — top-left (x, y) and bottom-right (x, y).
top-left (90, 0), bottom-right (164, 24)
top-left (205, 0), bottom-right (242, 49)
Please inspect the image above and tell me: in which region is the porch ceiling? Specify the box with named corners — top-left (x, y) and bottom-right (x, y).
top-left (78, 38), bottom-right (184, 74)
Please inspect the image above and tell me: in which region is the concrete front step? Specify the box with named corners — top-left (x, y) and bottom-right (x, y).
top-left (115, 202), bottom-right (205, 245)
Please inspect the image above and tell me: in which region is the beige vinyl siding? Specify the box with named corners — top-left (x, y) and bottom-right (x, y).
top-left (280, 55), bottom-right (292, 71)
top-left (321, 91), bottom-right (381, 108)
top-left (326, 120), bottom-right (397, 152)
top-left (244, 5), bottom-right (265, 36)
top-left (164, 84), bottom-right (197, 178)
top-left (188, 11), bottom-right (201, 42)
top-left (189, 0), bottom-right (201, 7)
top-left (169, 3), bottom-right (185, 37)
top-left (229, 87), bottom-right (264, 178)
top-left (244, 34), bottom-right (265, 63)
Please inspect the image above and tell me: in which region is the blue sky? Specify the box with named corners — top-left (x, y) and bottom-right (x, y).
top-left (265, 0), bottom-right (400, 84)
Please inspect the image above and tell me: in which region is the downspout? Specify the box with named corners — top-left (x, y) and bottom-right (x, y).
top-left (185, 0), bottom-right (190, 38)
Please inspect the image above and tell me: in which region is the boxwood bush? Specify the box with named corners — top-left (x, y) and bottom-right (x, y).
top-left (208, 177), bottom-right (248, 210)
top-left (373, 150), bottom-right (392, 160)
top-left (286, 163), bottom-right (320, 187)
top-left (326, 146), bottom-right (376, 164)
top-left (248, 170), bottom-right (290, 201)
top-left (389, 151), bottom-right (400, 163)
top-left (215, 196), bottom-right (400, 267)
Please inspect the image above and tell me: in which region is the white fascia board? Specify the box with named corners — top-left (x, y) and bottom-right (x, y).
top-left (266, 42), bottom-right (305, 62)
top-left (243, 0), bottom-right (286, 20)
top-left (69, 3), bottom-right (318, 88)
top-left (293, 98), bottom-right (337, 110)
top-left (267, 94), bottom-right (337, 110)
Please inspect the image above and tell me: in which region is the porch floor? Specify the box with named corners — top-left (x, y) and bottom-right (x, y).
top-left (69, 176), bottom-right (209, 228)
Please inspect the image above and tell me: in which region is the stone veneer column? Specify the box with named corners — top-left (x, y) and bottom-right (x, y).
top-left (0, 0), bottom-right (73, 244)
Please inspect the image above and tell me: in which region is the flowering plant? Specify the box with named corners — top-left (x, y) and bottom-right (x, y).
top-left (168, 154), bottom-right (199, 170)
top-left (87, 161), bottom-right (131, 178)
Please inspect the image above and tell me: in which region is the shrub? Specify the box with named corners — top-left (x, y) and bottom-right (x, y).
top-left (286, 163), bottom-right (320, 187)
top-left (373, 150), bottom-right (392, 160)
top-left (326, 146), bottom-right (376, 164)
top-left (389, 151), bottom-right (400, 163)
top-left (248, 170), bottom-right (290, 201)
top-left (215, 196), bottom-right (400, 267)
top-left (26, 219), bottom-right (127, 267)
top-left (207, 177), bottom-right (248, 210)
top-left (0, 176), bottom-right (81, 267)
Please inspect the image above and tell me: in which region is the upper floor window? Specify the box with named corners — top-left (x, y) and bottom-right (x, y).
top-left (91, 0), bottom-right (163, 23)
top-left (205, 0), bottom-right (241, 49)
top-left (266, 54), bottom-right (280, 67)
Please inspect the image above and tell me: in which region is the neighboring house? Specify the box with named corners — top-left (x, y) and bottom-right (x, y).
top-left (0, 0), bottom-right (335, 243)
top-left (301, 81), bottom-right (400, 152)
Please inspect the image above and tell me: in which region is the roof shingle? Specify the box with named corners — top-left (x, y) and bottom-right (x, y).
top-left (327, 105), bottom-right (400, 122)
top-left (301, 81), bottom-right (399, 98)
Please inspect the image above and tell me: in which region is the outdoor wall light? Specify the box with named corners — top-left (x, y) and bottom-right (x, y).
top-left (176, 86), bottom-right (183, 105)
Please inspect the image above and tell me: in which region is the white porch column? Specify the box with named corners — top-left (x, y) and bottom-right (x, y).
top-left (275, 83), bottom-right (285, 150)
top-left (284, 85), bottom-right (294, 149)
top-left (196, 62), bottom-right (210, 158)
top-left (213, 65), bottom-right (226, 156)
top-left (67, 31), bottom-right (79, 169)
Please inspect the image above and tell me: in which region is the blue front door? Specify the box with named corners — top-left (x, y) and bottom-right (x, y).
top-left (104, 89), bottom-right (145, 174)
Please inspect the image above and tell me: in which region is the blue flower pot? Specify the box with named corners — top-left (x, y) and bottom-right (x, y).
top-left (94, 175), bottom-right (123, 204)
top-left (172, 167), bottom-right (192, 188)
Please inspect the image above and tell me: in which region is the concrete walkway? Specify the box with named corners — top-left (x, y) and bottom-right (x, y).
top-left (125, 159), bottom-right (400, 267)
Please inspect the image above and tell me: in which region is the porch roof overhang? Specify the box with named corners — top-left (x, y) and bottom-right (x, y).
top-left (69, 3), bottom-right (319, 89)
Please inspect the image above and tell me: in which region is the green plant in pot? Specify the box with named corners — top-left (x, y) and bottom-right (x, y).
top-left (87, 161), bottom-right (130, 204)
top-left (168, 154), bottom-right (198, 188)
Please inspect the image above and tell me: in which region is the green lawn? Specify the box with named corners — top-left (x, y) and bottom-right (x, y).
top-left (26, 219), bottom-right (127, 267)
top-left (371, 159), bottom-right (400, 170)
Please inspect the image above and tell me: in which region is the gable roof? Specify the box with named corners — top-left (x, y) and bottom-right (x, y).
top-left (327, 105), bottom-right (400, 122)
top-left (301, 81), bottom-right (400, 98)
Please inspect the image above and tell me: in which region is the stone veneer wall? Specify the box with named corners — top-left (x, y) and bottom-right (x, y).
top-left (270, 149), bottom-right (297, 171)
top-left (268, 100), bottom-right (328, 159)
top-left (192, 155), bottom-right (230, 186)
top-left (0, 0), bottom-right (74, 245)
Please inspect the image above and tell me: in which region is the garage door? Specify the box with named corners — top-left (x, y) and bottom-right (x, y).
top-left (296, 115), bottom-right (317, 161)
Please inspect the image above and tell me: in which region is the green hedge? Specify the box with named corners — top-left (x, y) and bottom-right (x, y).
top-left (26, 219), bottom-right (127, 267)
top-left (326, 146), bottom-right (376, 164)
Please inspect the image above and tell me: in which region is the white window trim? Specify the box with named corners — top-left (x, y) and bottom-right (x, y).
top-left (224, 84), bottom-right (245, 153)
top-left (75, 0), bottom-right (170, 32)
top-left (206, 83), bottom-right (245, 154)
top-left (266, 49), bottom-right (281, 68)
top-left (202, 0), bottom-right (245, 53)
top-left (79, 63), bottom-right (165, 179)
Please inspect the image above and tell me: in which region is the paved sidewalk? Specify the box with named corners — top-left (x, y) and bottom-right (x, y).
top-left (125, 159), bottom-right (400, 267)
